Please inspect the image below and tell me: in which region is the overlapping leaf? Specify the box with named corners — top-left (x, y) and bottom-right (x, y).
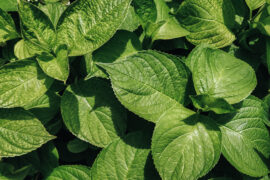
top-left (99, 50), bottom-right (193, 122)
top-left (152, 110), bottom-right (221, 180)
top-left (0, 108), bottom-right (54, 157)
top-left (57, 0), bottom-right (132, 56)
top-left (61, 78), bottom-right (127, 147)
top-left (0, 59), bottom-right (53, 108)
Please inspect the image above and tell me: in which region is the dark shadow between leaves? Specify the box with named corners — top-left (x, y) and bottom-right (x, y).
top-left (144, 153), bottom-right (162, 180)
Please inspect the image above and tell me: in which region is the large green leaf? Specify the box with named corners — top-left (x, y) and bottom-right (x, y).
top-left (245, 0), bottom-right (265, 10)
top-left (24, 91), bottom-right (60, 125)
top-left (18, 0), bottom-right (56, 52)
top-left (37, 45), bottom-right (69, 82)
top-left (98, 50), bottom-right (193, 122)
top-left (0, 108), bottom-right (54, 157)
top-left (0, 0), bottom-right (17, 12)
top-left (91, 131), bottom-right (160, 180)
top-left (0, 8), bottom-right (19, 43)
top-left (216, 96), bottom-right (270, 177)
top-left (177, 0), bottom-right (236, 48)
top-left (0, 59), bottom-right (53, 108)
top-left (152, 111), bottom-right (221, 180)
top-left (61, 78), bottom-right (127, 148)
top-left (56, 0), bottom-right (132, 56)
top-left (46, 165), bottom-right (91, 180)
top-left (186, 45), bottom-right (257, 104)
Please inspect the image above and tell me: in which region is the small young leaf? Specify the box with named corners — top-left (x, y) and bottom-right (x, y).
top-left (67, 138), bottom-right (89, 154)
top-left (190, 95), bottom-right (236, 114)
top-left (61, 78), bottom-right (127, 148)
top-left (57, 0), bottom-right (132, 56)
top-left (152, 112), bottom-right (221, 180)
top-left (91, 131), bottom-right (160, 180)
top-left (186, 45), bottom-right (257, 104)
top-left (98, 50), bottom-right (193, 122)
top-left (18, 0), bottom-right (56, 52)
top-left (177, 0), bottom-right (236, 48)
top-left (46, 165), bottom-right (91, 180)
top-left (14, 39), bottom-right (41, 60)
top-left (37, 45), bottom-right (69, 82)
top-left (215, 96), bottom-right (270, 177)
top-left (0, 59), bottom-right (53, 108)
top-left (0, 8), bottom-right (19, 43)
top-left (0, 108), bottom-right (55, 157)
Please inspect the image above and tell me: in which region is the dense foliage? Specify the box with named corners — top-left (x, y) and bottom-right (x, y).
top-left (0, 0), bottom-right (270, 179)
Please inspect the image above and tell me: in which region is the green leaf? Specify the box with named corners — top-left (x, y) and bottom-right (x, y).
top-left (39, 2), bottom-right (66, 27)
top-left (132, 0), bottom-right (157, 26)
top-left (14, 40), bottom-right (40, 60)
top-left (119, 6), bottom-right (140, 32)
top-left (56, 0), bottom-right (132, 56)
top-left (91, 131), bottom-right (160, 180)
top-left (0, 59), bottom-right (53, 108)
top-left (0, 108), bottom-right (54, 157)
top-left (177, 0), bottom-right (236, 48)
top-left (24, 91), bottom-right (60, 125)
top-left (98, 50), bottom-right (193, 122)
top-left (46, 165), bottom-right (91, 180)
top-left (151, 0), bottom-right (189, 41)
top-left (67, 138), bottom-right (89, 154)
top-left (18, 0), bottom-right (56, 52)
top-left (0, 163), bottom-right (30, 180)
top-left (87, 30), bottom-right (142, 80)
top-left (186, 45), bottom-right (257, 104)
top-left (0, 8), bottom-right (19, 43)
top-left (37, 45), bottom-right (69, 82)
top-left (61, 78), bottom-right (127, 148)
top-left (0, 0), bottom-right (17, 12)
top-left (93, 30), bottom-right (142, 63)
top-left (152, 112), bottom-right (221, 180)
top-left (38, 142), bottom-right (59, 177)
top-left (216, 96), bottom-right (270, 177)
top-left (245, 0), bottom-right (265, 10)
top-left (190, 95), bottom-right (236, 114)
